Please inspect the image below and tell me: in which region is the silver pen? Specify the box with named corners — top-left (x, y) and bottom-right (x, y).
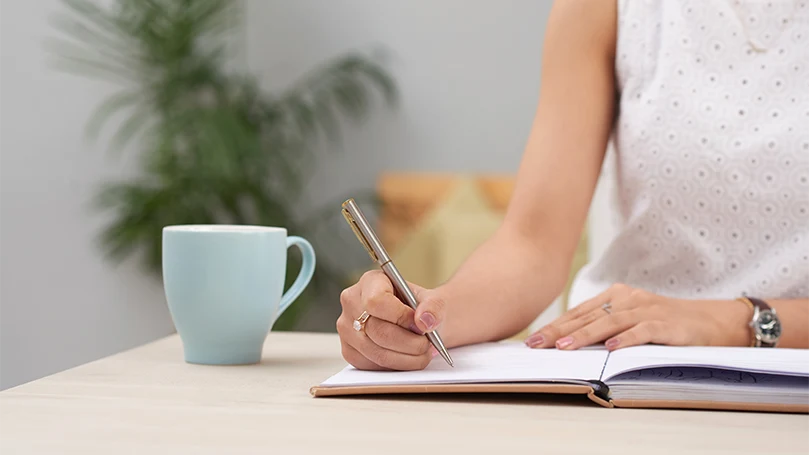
top-left (341, 198), bottom-right (454, 367)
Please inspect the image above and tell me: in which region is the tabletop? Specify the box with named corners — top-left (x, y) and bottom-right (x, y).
top-left (1, 332), bottom-right (807, 454)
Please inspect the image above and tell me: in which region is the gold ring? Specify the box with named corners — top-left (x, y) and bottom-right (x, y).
top-left (353, 311), bottom-right (370, 332)
top-left (601, 301), bottom-right (612, 314)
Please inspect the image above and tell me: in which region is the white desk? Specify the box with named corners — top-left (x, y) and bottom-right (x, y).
top-left (1, 332), bottom-right (807, 454)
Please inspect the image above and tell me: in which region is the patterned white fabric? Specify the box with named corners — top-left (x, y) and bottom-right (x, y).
top-left (569, 0), bottom-right (809, 307)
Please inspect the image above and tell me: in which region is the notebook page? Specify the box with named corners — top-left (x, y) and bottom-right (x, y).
top-left (602, 345), bottom-right (809, 382)
top-left (320, 341), bottom-right (608, 387)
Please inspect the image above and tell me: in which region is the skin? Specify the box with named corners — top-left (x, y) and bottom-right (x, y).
top-left (335, 0), bottom-right (809, 371)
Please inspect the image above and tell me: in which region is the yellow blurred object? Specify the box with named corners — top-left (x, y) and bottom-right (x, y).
top-left (390, 177), bottom-right (503, 289)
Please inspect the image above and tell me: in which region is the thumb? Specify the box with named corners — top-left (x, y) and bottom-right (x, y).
top-left (413, 291), bottom-right (447, 333)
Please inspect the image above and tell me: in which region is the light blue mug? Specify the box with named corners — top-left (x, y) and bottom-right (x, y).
top-left (162, 225), bottom-right (315, 365)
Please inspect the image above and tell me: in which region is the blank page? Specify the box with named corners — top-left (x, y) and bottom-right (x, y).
top-left (602, 345), bottom-right (809, 382)
top-left (320, 341), bottom-right (608, 387)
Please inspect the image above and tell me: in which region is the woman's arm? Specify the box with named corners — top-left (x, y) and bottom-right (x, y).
top-left (431, 0), bottom-right (619, 348)
top-left (334, 0), bottom-right (619, 371)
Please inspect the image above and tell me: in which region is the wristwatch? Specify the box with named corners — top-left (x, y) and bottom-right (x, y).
top-left (739, 296), bottom-right (782, 347)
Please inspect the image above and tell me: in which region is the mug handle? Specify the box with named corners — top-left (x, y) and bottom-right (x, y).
top-left (277, 236), bottom-right (316, 317)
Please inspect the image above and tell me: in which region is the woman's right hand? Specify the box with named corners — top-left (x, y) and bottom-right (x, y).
top-left (336, 270), bottom-right (448, 370)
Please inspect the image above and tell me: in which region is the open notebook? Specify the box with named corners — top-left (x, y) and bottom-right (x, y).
top-left (310, 342), bottom-right (809, 413)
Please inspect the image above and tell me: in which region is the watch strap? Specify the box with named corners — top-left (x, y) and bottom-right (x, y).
top-left (737, 297), bottom-right (756, 347)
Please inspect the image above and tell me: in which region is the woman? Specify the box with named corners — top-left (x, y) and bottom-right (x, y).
top-left (337, 0), bottom-right (809, 370)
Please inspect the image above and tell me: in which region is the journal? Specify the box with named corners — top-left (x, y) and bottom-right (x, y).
top-left (311, 342), bottom-right (809, 413)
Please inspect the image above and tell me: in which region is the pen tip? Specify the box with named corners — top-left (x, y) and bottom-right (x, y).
top-left (439, 350), bottom-right (453, 367)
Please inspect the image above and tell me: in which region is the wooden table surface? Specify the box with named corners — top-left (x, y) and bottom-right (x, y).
top-left (1, 332), bottom-right (807, 454)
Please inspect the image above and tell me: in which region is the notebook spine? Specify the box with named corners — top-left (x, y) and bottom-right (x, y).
top-left (588, 380), bottom-right (610, 401)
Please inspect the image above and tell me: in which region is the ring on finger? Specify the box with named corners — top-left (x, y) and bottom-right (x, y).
top-left (353, 310), bottom-right (371, 332)
top-left (601, 301), bottom-right (612, 315)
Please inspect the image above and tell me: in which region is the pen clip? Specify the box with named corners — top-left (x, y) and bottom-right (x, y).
top-left (341, 206), bottom-right (380, 263)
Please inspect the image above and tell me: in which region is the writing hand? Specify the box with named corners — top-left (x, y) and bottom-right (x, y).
top-left (336, 271), bottom-right (447, 370)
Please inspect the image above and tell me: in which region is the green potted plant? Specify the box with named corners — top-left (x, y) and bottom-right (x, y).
top-left (48, 0), bottom-right (397, 330)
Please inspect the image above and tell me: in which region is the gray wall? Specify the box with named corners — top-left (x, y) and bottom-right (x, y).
top-left (243, 0), bottom-right (621, 292)
top-left (0, 1), bottom-right (175, 390)
top-left (243, 0), bottom-right (560, 331)
top-left (244, 0), bottom-right (554, 212)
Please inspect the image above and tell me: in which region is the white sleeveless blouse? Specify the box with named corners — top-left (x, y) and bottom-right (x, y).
top-left (568, 0), bottom-right (809, 307)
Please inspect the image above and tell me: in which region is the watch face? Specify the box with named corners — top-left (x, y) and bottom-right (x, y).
top-left (756, 310), bottom-right (782, 343)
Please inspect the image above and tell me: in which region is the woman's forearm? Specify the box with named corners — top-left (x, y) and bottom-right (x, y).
top-left (434, 227), bottom-right (570, 348)
top-left (430, 0), bottom-right (618, 349)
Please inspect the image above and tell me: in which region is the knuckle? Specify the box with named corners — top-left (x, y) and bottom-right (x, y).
top-left (417, 336), bottom-right (431, 354)
top-left (340, 344), bottom-right (352, 360)
top-left (581, 309), bottom-right (598, 324)
top-left (610, 283), bottom-right (631, 295)
top-left (633, 321), bottom-right (657, 340)
top-left (568, 306), bottom-right (586, 319)
top-left (371, 349), bottom-right (392, 369)
top-left (339, 288), bottom-right (352, 308)
top-left (361, 270), bottom-right (386, 285)
top-left (341, 345), bottom-right (359, 366)
top-left (540, 325), bottom-right (561, 340)
top-left (359, 270), bottom-right (377, 282)
top-left (428, 296), bottom-right (446, 315)
top-left (629, 288), bottom-right (651, 304)
top-left (364, 293), bottom-right (384, 313)
top-left (575, 327), bottom-right (591, 340)
top-left (418, 354), bottom-right (432, 369)
top-left (396, 307), bottom-right (413, 327)
top-left (370, 321), bottom-right (392, 346)
top-left (644, 320), bottom-right (665, 332)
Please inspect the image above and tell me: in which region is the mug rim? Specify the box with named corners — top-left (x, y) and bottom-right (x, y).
top-left (163, 224), bottom-right (287, 233)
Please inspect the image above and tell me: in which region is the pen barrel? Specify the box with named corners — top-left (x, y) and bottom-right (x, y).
top-left (381, 262), bottom-right (419, 311)
top-left (381, 262), bottom-right (453, 365)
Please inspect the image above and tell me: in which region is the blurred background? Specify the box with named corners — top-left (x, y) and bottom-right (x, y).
top-left (0, 0), bottom-right (621, 390)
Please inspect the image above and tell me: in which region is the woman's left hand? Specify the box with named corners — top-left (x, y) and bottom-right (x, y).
top-left (525, 283), bottom-right (752, 351)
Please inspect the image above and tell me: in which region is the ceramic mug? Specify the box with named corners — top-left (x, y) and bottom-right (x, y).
top-left (162, 225), bottom-right (315, 365)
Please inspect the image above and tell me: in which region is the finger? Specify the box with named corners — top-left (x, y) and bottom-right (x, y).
top-left (558, 283), bottom-right (631, 323)
top-left (362, 288), bottom-right (418, 331)
top-left (354, 332), bottom-right (433, 370)
top-left (526, 291), bottom-right (615, 348)
top-left (555, 307), bottom-right (608, 338)
top-left (364, 316), bottom-right (431, 355)
top-left (412, 293), bottom-right (447, 334)
top-left (341, 342), bottom-right (387, 371)
top-left (557, 309), bottom-right (640, 350)
top-left (606, 320), bottom-right (675, 350)
top-left (338, 313), bottom-right (432, 370)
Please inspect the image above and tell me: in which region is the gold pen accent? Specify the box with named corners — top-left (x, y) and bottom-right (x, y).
top-left (341, 207), bottom-right (378, 263)
top-left (341, 198), bottom-right (454, 367)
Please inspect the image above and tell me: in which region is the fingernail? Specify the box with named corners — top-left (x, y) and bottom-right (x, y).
top-left (556, 337), bottom-right (573, 349)
top-left (419, 312), bottom-right (436, 331)
top-left (605, 338), bottom-right (620, 350)
top-left (525, 334), bottom-right (544, 347)
top-left (409, 323), bottom-right (424, 335)
top-left (430, 347), bottom-right (438, 357)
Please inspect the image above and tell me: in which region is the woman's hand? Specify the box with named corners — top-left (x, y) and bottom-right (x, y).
top-left (336, 271), bottom-right (448, 370)
top-left (525, 284), bottom-right (752, 351)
